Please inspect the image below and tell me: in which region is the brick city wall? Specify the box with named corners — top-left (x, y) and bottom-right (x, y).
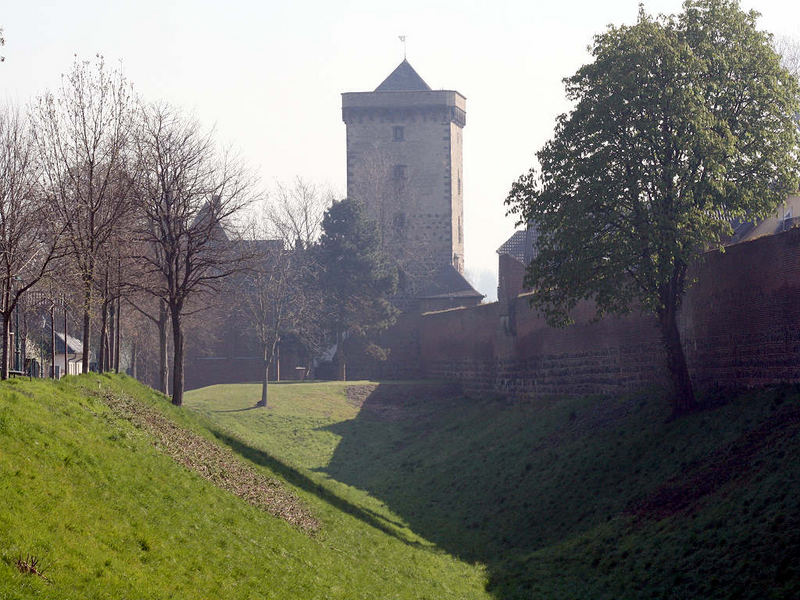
top-left (390, 228), bottom-right (800, 398)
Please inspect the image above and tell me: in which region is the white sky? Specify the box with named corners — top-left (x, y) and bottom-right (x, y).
top-left (2, 0), bottom-right (799, 300)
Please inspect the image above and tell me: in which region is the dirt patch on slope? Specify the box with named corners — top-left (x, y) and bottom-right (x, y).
top-left (100, 391), bottom-right (320, 534)
top-left (345, 384), bottom-right (380, 409)
top-left (630, 406), bottom-right (800, 520)
top-left (345, 383), bottom-right (463, 422)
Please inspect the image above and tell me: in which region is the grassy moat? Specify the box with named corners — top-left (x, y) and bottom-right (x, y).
top-left (2, 375), bottom-right (799, 598)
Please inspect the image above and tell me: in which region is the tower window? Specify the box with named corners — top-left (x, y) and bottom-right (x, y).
top-left (393, 164), bottom-right (407, 180)
top-left (393, 126), bottom-right (404, 141)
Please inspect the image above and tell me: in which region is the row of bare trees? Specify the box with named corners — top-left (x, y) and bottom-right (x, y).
top-left (1, 57), bottom-right (258, 406)
top-left (4, 55), bottom-right (404, 408)
top-left (0, 108), bottom-right (65, 380)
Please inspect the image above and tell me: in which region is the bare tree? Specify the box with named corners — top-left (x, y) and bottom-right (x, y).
top-left (238, 239), bottom-right (291, 407)
top-left (260, 181), bottom-right (330, 373)
top-left (775, 35), bottom-right (800, 81)
top-left (133, 102), bottom-right (256, 405)
top-left (237, 209), bottom-right (326, 406)
top-left (265, 177), bottom-right (334, 248)
top-left (0, 106), bottom-right (63, 379)
top-left (33, 56), bottom-right (136, 374)
top-left (94, 244), bottom-right (125, 372)
top-left (126, 293), bottom-right (170, 393)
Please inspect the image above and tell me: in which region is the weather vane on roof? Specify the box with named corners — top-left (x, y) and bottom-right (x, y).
top-left (399, 35), bottom-right (407, 60)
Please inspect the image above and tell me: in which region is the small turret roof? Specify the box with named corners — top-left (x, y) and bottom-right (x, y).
top-left (375, 60), bottom-right (432, 92)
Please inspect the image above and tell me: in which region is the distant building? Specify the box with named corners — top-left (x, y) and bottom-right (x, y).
top-left (728, 194), bottom-right (800, 244)
top-left (496, 224), bottom-right (538, 303)
top-left (54, 332), bottom-right (84, 377)
top-left (495, 193), bottom-right (800, 304)
top-left (342, 59), bottom-right (481, 311)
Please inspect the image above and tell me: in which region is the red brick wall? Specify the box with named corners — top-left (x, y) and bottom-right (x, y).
top-left (183, 229), bottom-right (800, 396)
top-left (410, 228), bottom-right (800, 398)
top-left (681, 228), bottom-right (800, 388)
top-left (185, 348), bottom-right (308, 391)
top-left (497, 253), bottom-right (527, 303)
top-left (342, 312), bottom-right (424, 380)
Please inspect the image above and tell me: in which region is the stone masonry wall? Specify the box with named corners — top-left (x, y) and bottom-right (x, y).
top-left (343, 90), bottom-right (466, 273)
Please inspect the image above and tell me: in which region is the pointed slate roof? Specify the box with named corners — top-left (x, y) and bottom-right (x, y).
top-left (375, 60), bottom-right (432, 92)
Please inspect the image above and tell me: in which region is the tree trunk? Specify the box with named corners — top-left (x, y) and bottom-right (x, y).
top-left (158, 300), bottom-right (169, 394)
top-left (114, 295), bottom-right (121, 372)
top-left (336, 331), bottom-right (346, 381)
top-left (170, 305), bottom-right (184, 406)
top-left (1, 313), bottom-right (10, 380)
top-left (50, 304), bottom-right (56, 379)
top-left (99, 300), bottom-right (108, 373)
top-left (82, 280), bottom-right (92, 373)
top-left (257, 343), bottom-right (269, 408)
top-left (658, 306), bottom-right (696, 417)
top-left (337, 351), bottom-right (346, 382)
top-left (64, 307), bottom-right (69, 377)
top-left (276, 341), bottom-right (280, 382)
top-left (108, 299), bottom-right (115, 371)
top-left (105, 329), bottom-right (111, 371)
top-left (131, 341), bottom-right (137, 379)
top-left (115, 260), bottom-right (122, 373)
top-left (20, 315), bottom-right (28, 378)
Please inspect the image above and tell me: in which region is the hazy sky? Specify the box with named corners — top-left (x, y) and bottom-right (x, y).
top-left (2, 0), bottom-right (799, 300)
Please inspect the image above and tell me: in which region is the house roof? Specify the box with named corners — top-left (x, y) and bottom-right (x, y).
top-left (727, 194), bottom-right (800, 245)
top-left (55, 332), bottom-right (83, 355)
top-left (375, 60), bottom-right (432, 92)
top-left (191, 195), bottom-right (232, 242)
top-left (497, 225), bottom-right (539, 264)
top-left (414, 264), bottom-right (484, 299)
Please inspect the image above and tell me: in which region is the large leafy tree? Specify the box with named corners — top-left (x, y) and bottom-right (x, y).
top-left (315, 198), bottom-right (397, 381)
top-left (507, 0), bottom-right (800, 416)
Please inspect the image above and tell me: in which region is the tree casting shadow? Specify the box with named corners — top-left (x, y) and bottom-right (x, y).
top-left (207, 426), bottom-right (428, 548)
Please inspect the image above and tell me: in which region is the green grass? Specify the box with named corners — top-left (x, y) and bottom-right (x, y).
top-left (4, 375), bottom-right (800, 599)
top-left (186, 381), bottom-right (800, 599)
top-left (0, 375), bottom-right (489, 599)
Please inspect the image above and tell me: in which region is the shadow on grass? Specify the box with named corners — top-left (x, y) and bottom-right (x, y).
top-left (211, 405), bottom-right (262, 413)
top-left (311, 382), bottom-right (800, 600)
top-left (207, 427), bottom-right (428, 548)
top-left (313, 383), bottom-right (688, 599)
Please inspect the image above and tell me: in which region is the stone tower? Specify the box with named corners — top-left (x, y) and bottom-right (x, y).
top-left (342, 60), bottom-right (467, 277)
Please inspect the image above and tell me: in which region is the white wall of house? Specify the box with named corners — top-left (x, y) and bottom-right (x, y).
top-left (54, 353), bottom-right (82, 377)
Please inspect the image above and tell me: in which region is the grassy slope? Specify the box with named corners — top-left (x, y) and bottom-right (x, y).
top-left (186, 381), bottom-right (800, 600)
top-left (0, 375), bottom-right (489, 599)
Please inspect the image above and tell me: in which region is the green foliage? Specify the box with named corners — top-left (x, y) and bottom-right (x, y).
top-left (507, 0), bottom-right (800, 326)
top-left (314, 198), bottom-right (398, 336)
top-left (189, 381), bottom-right (800, 599)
